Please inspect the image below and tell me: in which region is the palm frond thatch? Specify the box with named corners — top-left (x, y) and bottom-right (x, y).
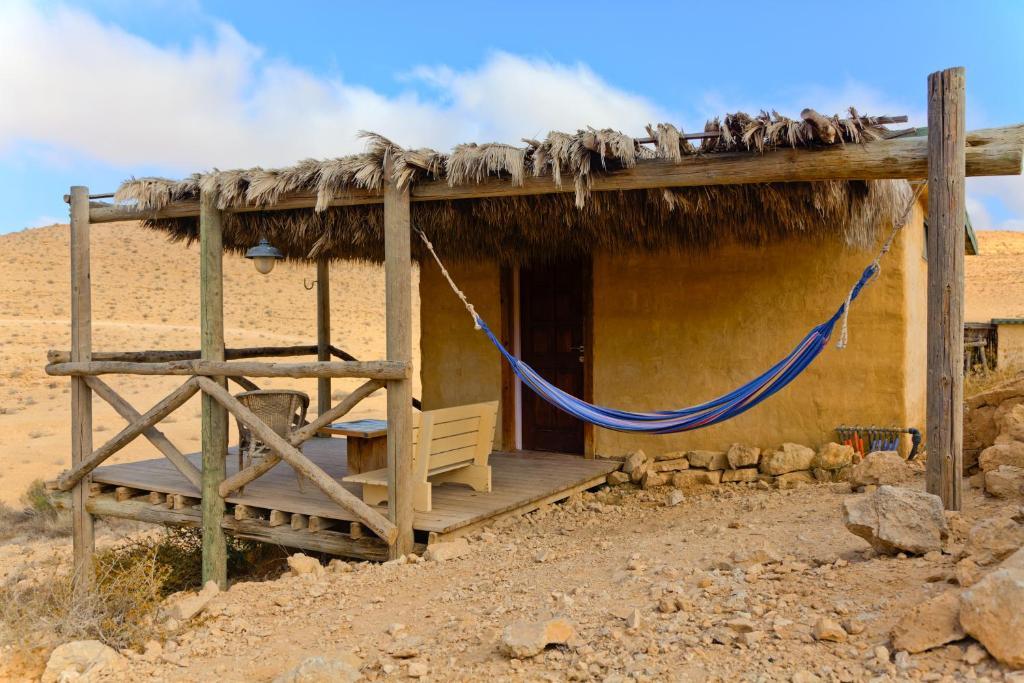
top-left (113, 108), bottom-right (911, 264)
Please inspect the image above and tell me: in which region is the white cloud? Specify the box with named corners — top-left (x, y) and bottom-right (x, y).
top-left (968, 175), bottom-right (1024, 230)
top-left (0, 2), bottom-right (663, 173)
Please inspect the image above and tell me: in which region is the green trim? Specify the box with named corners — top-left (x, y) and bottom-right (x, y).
top-left (992, 318), bottom-right (1024, 325)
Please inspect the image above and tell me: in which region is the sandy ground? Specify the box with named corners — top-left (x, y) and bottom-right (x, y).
top-left (0, 221), bottom-right (419, 504)
top-left (965, 230), bottom-right (1024, 322)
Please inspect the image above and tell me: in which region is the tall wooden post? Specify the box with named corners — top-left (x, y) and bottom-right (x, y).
top-left (316, 259), bottom-right (331, 417)
top-left (383, 159), bottom-right (415, 558)
top-left (69, 186), bottom-right (95, 586)
top-left (200, 191), bottom-right (228, 586)
top-left (926, 67), bottom-right (966, 511)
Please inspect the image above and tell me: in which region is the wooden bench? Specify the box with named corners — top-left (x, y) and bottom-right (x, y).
top-left (342, 401), bottom-right (497, 512)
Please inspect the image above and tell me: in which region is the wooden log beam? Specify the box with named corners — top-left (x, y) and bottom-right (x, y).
top-left (69, 185), bottom-right (95, 587)
top-left (218, 378), bottom-right (384, 497)
top-left (83, 376), bottom-right (201, 490)
top-left (316, 260), bottom-right (331, 417)
top-left (85, 495), bottom-right (400, 561)
top-left (926, 67), bottom-right (966, 511)
top-left (48, 345), bottom-right (330, 364)
top-left (200, 189), bottom-right (228, 588)
top-left (384, 157), bottom-right (415, 560)
top-left (85, 124), bottom-right (1024, 224)
top-left (195, 376), bottom-right (398, 544)
top-left (45, 359), bottom-right (410, 380)
top-left (56, 378), bottom-right (200, 491)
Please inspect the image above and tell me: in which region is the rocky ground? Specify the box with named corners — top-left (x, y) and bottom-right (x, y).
top-left (4, 459), bottom-right (1024, 683)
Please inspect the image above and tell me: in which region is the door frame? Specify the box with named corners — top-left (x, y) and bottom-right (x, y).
top-left (499, 259), bottom-right (594, 457)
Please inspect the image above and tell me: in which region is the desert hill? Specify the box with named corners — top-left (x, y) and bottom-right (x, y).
top-left (0, 221), bottom-right (419, 503)
top-left (966, 230), bottom-right (1024, 322)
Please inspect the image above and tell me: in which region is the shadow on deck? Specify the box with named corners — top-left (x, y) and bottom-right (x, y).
top-left (87, 438), bottom-right (618, 560)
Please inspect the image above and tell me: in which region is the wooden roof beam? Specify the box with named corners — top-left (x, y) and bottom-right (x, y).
top-left (86, 124), bottom-right (1024, 224)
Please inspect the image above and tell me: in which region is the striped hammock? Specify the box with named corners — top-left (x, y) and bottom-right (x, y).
top-left (417, 184), bottom-right (918, 434)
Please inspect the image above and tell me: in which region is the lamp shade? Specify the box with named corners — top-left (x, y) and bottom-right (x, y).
top-left (245, 238), bottom-right (284, 275)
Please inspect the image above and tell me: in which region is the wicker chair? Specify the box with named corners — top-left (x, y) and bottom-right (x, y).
top-left (234, 390), bottom-right (309, 494)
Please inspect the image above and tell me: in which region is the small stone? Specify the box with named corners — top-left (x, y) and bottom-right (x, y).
top-left (671, 470), bottom-right (722, 488)
top-left (625, 609), bottom-right (641, 630)
top-left (271, 656), bottom-right (361, 683)
top-left (42, 640), bottom-right (123, 683)
top-left (721, 468), bottom-right (760, 483)
top-left (423, 538), bottom-right (470, 562)
top-left (166, 580), bottom-right (221, 621)
top-left (657, 597), bottom-right (678, 614)
top-left (387, 636), bottom-right (423, 659)
top-left (534, 549), bottom-right (550, 563)
top-left (641, 470), bottom-right (668, 489)
top-left (287, 553), bottom-right (324, 576)
top-left (842, 485), bottom-right (949, 555)
top-left (812, 617), bottom-right (847, 642)
top-left (891, 590), bottom-right (965, 653)
top-left (776, 471), bottom-right (816, 489)
top-left (328, 559), bottom-right (353, 573)
top-left (387, 623), bottom-right (406, 636)
top-left (726, 617), bottom-right (756, 633)
top-left (500, 618), bottom-right (576, 658)
top-left (760, 443), bottom-right (816, 476)
top-left (963, 643), bottom-right (988, 665)
top-left (664, 489), bottom-right (685, 507)
top-left (686, 450), bottom-right (729, 470)
top-left (607, 471), bottom-right (630, 486)
top-left (407, 662), bottom-right (428, 678)
top-left (726, 443), bottom-right (761, 469)
top-left (623, 450), bottom-right (650, 483)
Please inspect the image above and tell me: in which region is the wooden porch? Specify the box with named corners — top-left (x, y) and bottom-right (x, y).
top-left (86, 441), bottom-right (618, 561)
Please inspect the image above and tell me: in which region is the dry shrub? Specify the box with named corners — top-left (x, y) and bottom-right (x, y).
top-left (0, 479), bottom-right (71, 543)
top-left (965, 364), bottom-right (1024, 398)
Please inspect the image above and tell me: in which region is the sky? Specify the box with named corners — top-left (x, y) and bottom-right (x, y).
top-left (1, 0), bottom-right (1023, 233)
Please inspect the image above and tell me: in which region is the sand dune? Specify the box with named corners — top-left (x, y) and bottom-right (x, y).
top-left (0, 221), bottom-right (419, 503)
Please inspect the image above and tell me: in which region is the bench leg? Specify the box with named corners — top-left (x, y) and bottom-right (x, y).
top-left (360, 481), bottom-right (432, 512)
top-left (431, 464), bottom-right (491, 493)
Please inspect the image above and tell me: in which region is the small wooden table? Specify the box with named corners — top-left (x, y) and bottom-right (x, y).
top-left (319, 419), bottom-right (388, 474)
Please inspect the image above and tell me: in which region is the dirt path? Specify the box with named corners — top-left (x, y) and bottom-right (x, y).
top-left (81, 475), bottom-right (1014, 682)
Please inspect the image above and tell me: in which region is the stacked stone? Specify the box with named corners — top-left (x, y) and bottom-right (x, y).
top-left (610, 442), bottom-right (857, 490)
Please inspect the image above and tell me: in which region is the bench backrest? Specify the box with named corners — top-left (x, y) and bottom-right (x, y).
top-left (412, 401), bottom-right (498, 476)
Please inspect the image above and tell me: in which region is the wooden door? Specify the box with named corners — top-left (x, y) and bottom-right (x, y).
top-left (520, 261), bottom-right (587, 454)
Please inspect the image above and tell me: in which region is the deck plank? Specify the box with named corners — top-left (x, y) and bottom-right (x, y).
top-left (90, 438), bottom-right (618, 535)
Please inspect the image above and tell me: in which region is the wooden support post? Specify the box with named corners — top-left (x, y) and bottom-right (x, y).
top-left (200, 190), bottom-right (228, 587)
top-left (69, 186), bottom-right (94, 588)
top-left (926, 67), bottom-right (966, 511)
top-left (316, 259), bottom-right (331, 417)
top-left (384, 158), bottom-right (415, 559)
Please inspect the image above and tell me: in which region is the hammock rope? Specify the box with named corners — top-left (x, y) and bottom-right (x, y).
top-left (416, 184), bottom-right (922, 434)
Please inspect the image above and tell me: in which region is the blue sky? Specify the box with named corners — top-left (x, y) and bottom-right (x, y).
top-left (2, 0), bottom-right (1023, 232)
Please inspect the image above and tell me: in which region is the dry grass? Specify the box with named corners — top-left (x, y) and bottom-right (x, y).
top-left (0, 526), bottom-right (283, 666)
top-left (965, 364), bottom-right (1024, 397)
top-left (0, 479), bottom-right (71, 543)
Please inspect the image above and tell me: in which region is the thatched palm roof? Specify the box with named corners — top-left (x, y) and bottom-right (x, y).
top-left (115, 109), bottom-right (913, 264)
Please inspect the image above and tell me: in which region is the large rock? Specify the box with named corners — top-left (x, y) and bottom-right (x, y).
top-left (726, 444), bottom-right (761, 469)
top-left (287, 554), bottom-right (324, 577)
top-left (776, 471), bottom-right (816, 489)
top-left (960, 548), bottom-right (1024, 667)
top-left (963, 514), bottom-right (1024, 566)
top-left (985, 465), bottom-right (1024, 500)
top-left (42, 640), bottom-right (123, 683)
top-left (273, 656), bottom-right (362, 683)
top-left (848, 451), bottom-right (912, 487)
top-left (813, 443), bottom-right (855, 471)
top-left (721, 468), bottom-right (760, 483)
top-left (979, 441), bottom-right (1024, 472)
top-left (965, 376), bottom-right (1024, 470)
top-left (890, 590), bottom-right (965, 653)
top-left (686, 450), bottom-right (728, 470)
top-left (500, 618), bottom-right (576, 658)
top-left (760, 443), bottom-right (815, 476)
top-left (842, 485), bottom-right (948, 555)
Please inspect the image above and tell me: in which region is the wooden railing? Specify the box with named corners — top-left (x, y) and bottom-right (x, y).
top-left (46, 345), bottom-right (405, 545)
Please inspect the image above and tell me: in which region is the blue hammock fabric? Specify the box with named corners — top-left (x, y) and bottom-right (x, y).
top-left (471, 262), bottom-right (880, 434)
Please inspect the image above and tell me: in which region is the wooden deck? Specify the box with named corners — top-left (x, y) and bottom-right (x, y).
top-left (87, 438), bottom-right (617, 559)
